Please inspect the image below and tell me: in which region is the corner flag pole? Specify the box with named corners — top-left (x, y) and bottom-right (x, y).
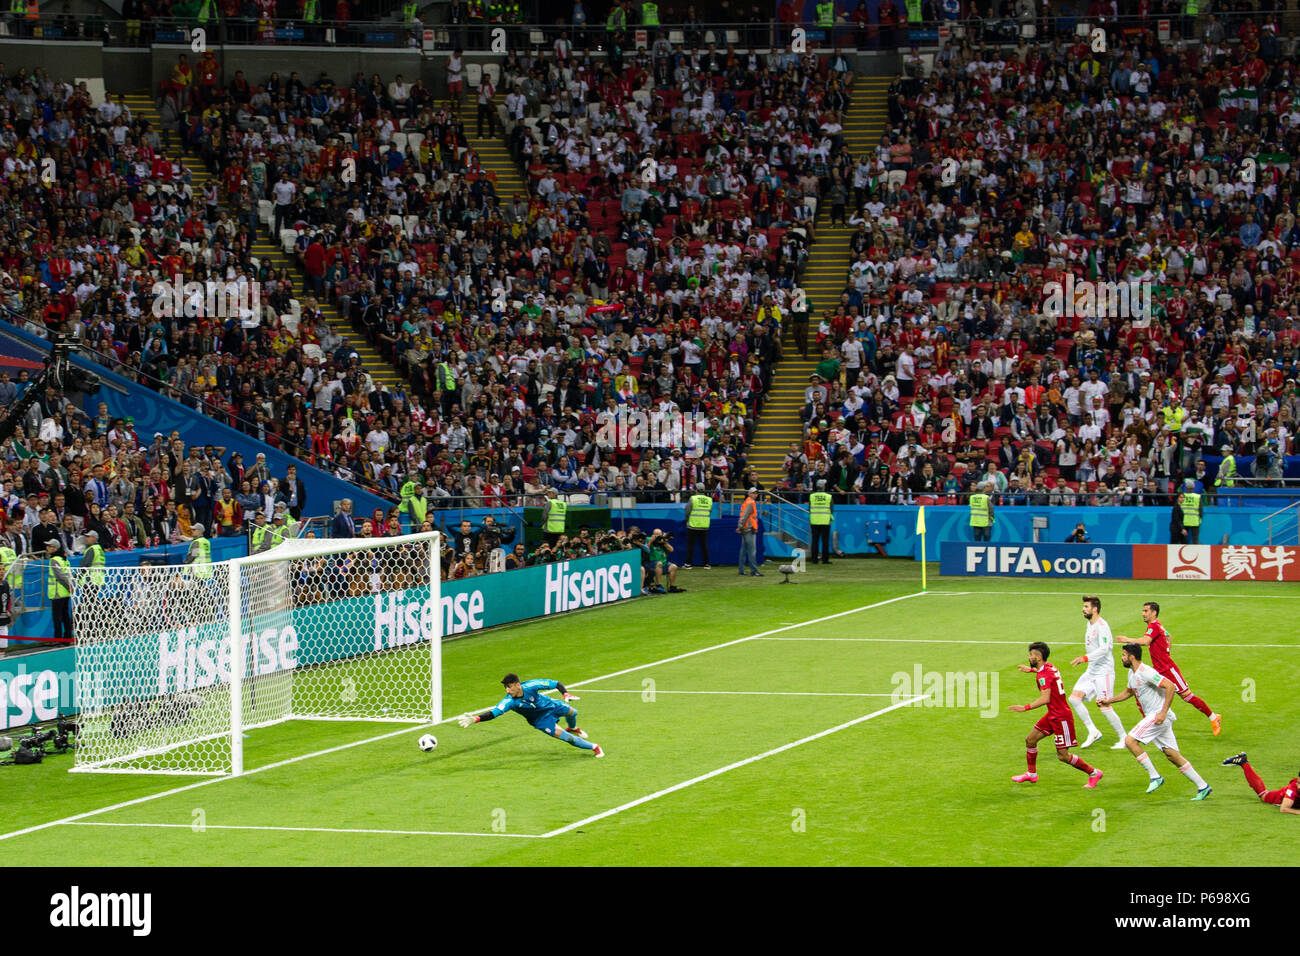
top-left (916, 505), bottom-right (927, 591)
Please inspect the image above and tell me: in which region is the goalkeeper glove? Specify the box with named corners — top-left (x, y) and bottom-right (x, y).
top-left (562, 692), bottom-right (580, 701)
top-left (457, 714), bottom-right (476, 728)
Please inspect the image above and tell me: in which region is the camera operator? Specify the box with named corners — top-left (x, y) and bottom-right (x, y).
top-left (1065, 522), bottom-right (1090, 543)
top-left (477, 515), bottom-right (517, 572)
top-left (645, 528), bottom-right (684, 594)
top-left (0, 547), bottom-right (11, 649)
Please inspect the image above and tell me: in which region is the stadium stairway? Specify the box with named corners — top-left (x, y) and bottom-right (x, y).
top-left (749, 74), bottom-right (890, 487)
top-left (120, 91), bottom-right (402, 389)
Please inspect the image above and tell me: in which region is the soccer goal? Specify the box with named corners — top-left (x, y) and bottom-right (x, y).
top-left (70, 531), bottom-right (441, 776)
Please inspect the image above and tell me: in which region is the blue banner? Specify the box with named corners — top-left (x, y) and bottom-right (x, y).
top-left (939, 542), bottom-right (1134, 578)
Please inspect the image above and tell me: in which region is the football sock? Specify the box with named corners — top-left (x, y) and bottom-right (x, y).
top-left (1070, 697), bottom-right (1098, 735)
top-left (1183, 694), bottom-right (1213, 717)
top-left (1067, 754), bottom-right (1096, 775)
top-left (1241, 761), bottom-right (1267, 795)
top-left (1179, 762), bottom-right (1208, 790)
top-left (566, 709), bottom-right (578, 729)
top-left (559, 730), bottom-right (595, 751)
top-left (1100, 706), bottom-right (1127, 739)
top-left (1136, 752), bottom-right (1160, 780)
top-left (1025, 747), bottom-right (1038, 773)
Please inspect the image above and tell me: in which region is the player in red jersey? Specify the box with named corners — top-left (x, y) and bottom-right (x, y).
top-left (1007, 642), bottom-right (1104, 787)
top-left (1222, 754), bottom-right (1300, 814)
top-left (1116, 601), bottom-right (1221, 735)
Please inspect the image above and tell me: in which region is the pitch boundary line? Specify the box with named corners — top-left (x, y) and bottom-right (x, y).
top-left (64, 821), bottom-right (540, 839)
top-left (926, 589), bottom-right (1300, 599)
top-left (537, 695), bottom-right (929, 839)
top-left (757, 637), bottom-right (1300, 648)
top-left (0, 590), bottom-right (926, 844)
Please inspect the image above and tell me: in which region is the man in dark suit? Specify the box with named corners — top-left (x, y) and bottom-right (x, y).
top-left (330, 498), bottom-right (357, 538)
top-left (280, 464), bottom-right (308, 519)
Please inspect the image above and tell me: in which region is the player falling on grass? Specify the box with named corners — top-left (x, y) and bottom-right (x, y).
top-left (457, 674), bottom-right (605, 757)
top-left (1098, 644), bottom-right (1212, 800)
top-left (1222, 754), bottom-right (1300, 815)
top-left (1116, 601), bottom-right (1221, 736)
top-left (1068, 595), bottom-right (1128, 751)
top-left (1008, 642), bottom-right (1104, 788)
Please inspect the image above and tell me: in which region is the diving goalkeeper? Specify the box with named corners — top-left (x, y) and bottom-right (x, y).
top-left (458, 674), bottom-right (604, 757)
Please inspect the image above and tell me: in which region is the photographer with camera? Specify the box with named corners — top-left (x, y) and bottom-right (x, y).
top-left (642, 528), bottom-right (684, 595)
top-left (1065, 522), bottom-right (1090, 544)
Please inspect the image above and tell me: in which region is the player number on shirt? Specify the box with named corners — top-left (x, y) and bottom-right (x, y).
top-left (640, 157), bottom-right (656, 186)
top-left (341, 157), bottom-right (356, 183)
top-left (40, 158), bottom-right (55, 184)
top-left (940, 157), bottom-right (958, 186)
top-left (1239, 158), bottom-right (1256, 184)
top-left (191, 27), bottom-right (206, 53)
top-left (491, 27), bottom-right (506, 53)
top-left (790, 27), bottom-right (806, 53)
top-left (1090, 27), bottom-right (1106, 53)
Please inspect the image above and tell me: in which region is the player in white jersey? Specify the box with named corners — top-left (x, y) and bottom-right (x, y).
top-left (1068, 595), bottom-right (1128, 750)
top-left (1100, 644), bottom-right (1212, 799)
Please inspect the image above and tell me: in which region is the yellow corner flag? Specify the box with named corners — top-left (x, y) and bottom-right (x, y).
top-left (916, 506), bottom-right (927, 590)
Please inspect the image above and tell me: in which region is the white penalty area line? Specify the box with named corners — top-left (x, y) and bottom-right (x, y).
top-left (568, 689), bottom-right (901, 697)
top-left (64, 821), bottom-right (539, 839)
top-left (537, 695), bottom-right (929, 839)
top-left (2, 591), bottom-right (927, 844)
top-left (61, 694), bottom-right (929, 843)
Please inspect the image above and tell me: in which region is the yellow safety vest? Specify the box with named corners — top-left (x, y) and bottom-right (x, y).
top-left (809, 491), bottom-right (833, 526)
top-left (438, 362), bottom-right (456, 390)
top-left (403, 0), bottom-right (417, 25)
top-left (545, 499), bottom-right (568, 533)
top-left (687, 494), bottom-right (712, 530)
top-left (191, 537), bottom-right (212, 578)
top-left (816, 1), bottom-right (834, 27)
top-left (969, 494), bottom-right (991, 527)
top-left (1180, 493), bottom-right (1201, 526)
top-left (1, 546), bottom-right (19, 589)
top-left (83, 544), bottom-right (107, 586)
top-left (906, 0), bottom-right (922, 23)
top-left (1216, 455), bottom-right (1237, 487)
top-left (304, 0), bottom-right (321, 21)
top-left (641, 0), bottom-right (658, 25)
top-left (1185, 0), bottom-right (1198, 15)
top-left (48, 555), bottom-right (71, 600)
top-left (252, 524), bottom-right (269, 551)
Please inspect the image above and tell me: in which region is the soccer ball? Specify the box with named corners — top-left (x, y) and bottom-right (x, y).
top-left (418, 734), bottom-right (438, 752)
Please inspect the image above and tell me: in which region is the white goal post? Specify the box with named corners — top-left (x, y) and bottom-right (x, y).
top-left (70, 531), bottom-right (441, 777)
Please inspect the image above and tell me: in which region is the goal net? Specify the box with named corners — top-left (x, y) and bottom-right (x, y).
top-left (71, 531), bottom-right (441, 776)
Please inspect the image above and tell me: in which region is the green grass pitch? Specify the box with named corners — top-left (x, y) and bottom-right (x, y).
top-left (4, 562), bottom-right (1297, 866)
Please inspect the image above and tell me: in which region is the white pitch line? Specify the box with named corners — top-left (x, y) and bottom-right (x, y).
top-left (566, 590), bottom-right (926, 689)
top-left (567, 689), bottom-right (900, 697)
top-left (758, 637), bottom-right (1300, 649)
top-left (65, 821), bottom-right (539, 839)
top-left (927, 589), bottom-right (1300, 599)
top-left (2, 590), bottom-right (926, 844)
top-left (538, 695), bottom-right (929, 840)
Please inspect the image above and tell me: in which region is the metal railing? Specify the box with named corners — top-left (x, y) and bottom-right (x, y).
top-left (1258, 500), bottom-right (1300, 546)
top-left (0, 9), bottom-right (1223, 53)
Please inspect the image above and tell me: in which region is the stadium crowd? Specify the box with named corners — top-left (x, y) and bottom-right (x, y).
top-left (0, 42), bottom-right (855, 509)
top-left (783, 12), bottom-right (1300, 505)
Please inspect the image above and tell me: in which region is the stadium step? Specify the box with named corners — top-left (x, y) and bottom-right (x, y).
top-left (750, 74), bottom-right (890, 487)
top-left (120, 92), bottom-right (402, 389)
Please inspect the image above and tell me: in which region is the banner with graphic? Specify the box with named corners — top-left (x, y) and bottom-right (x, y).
top-left (940, 543), bottom-right (1133, 578)
top-left (0, 552), bottom-right (640, 730)
top-left (1132, 545), bottom-right (1300, 582)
